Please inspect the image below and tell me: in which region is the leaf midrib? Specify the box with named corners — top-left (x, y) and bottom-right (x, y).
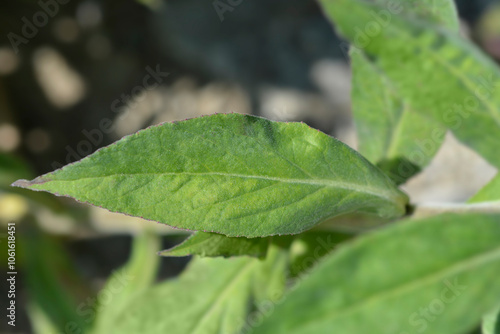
top-left (384, 102), bottom-right (408, 159)
top-left (352, 52), bottom-right (410, 161)
top-left (41, 171), bottom-right (402, 204)
top-left (292, 244), bottom-right (500, 332)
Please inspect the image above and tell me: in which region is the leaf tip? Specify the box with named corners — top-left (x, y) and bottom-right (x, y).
top-left (11, 177), bottom-right (48, 189)
top-left (156, 250), bottom-right (166, 257)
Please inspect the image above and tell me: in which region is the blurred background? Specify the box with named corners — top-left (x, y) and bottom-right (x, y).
top-left (0, 0), bottom-right (499, 332)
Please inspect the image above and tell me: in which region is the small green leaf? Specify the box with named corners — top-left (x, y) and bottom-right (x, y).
top-left (160, 228), bottom-right (353, 266)
top-left (110, 245), bottom-right (288, 334)
top-left (256, 213), bottom-right (500, 334)
top-left (26, 303), bottom-right (63, 334)
top-left (91, 229), bottom-right (161, 333)
top-left (469, 173), bottom-right (500, 204)
top-left (351, 50), bottom-right (446, 184)
top-left (320, 0), bottom-right (500, 168)
top-left (12, 114), bottom-right (408, 237)
top-left (483, 305), bottom-right (500, 334)
top-left (349, 0), bottom-right (456, 185)
top-left (159, 232), bottom-right (269, 258)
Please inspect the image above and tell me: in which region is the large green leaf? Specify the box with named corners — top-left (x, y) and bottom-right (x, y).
top-left (12, 114), bottom-right (408, 237)
top-left (469, 173), bottom-right (500, 204)
top-left (109, 245), bottom-right (288, 334)
top-left (320, 0), bottom-right (500, 168)
top-left (255, 213), bottom-right (500, 334)
top-left (159, 232), bottom-right (269, 258)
